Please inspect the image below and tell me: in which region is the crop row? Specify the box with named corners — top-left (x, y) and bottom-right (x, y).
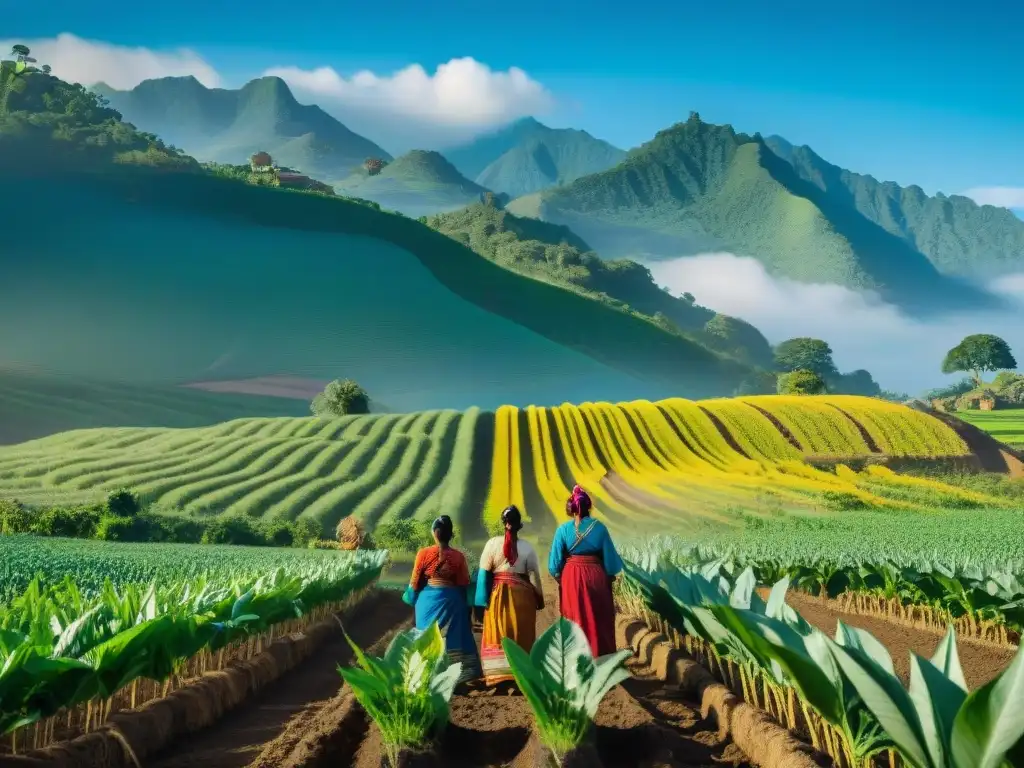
top-left (0, 547), bottom-right (386, 749)
top-left (0, 410), bottom-right (483, 534)
top-left (620, 557), bottom-right (1024, 768)
top-left (623, 535), bottom-right (1024, 643)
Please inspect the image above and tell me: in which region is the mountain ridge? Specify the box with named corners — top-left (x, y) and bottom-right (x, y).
top-left (444, 117), bottom-right (626, 198)
top-left (94, 75), bottom-right (391, 182)
top-left (508, 115), bottom-right (1001, 313)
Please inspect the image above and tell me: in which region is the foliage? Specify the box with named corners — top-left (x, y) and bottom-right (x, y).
top-left (338, 621), bottom-right (462, 765)
top-left (942, 334), bottom-right (1018, 387)
top-left (777, 369), bottom-right (827, 395)
top-left (373, 518), bottom-right (435, 554)
top-left (363, 157), bottom-right (386, 175)
top-left (503, 618), bottom-right (631, 759)
top-left (622, 555), bottom-right (1024, 768)
top-left (925, 378), bottom-right (975, 401)
top-left (106, 487), bottom-right (140, 517)
top-left (0, 550), bottom-right (386, 735)
top-left (774, 337), bottom-right (838, 378)
top-left (310, 378), bottom-right (370, 416)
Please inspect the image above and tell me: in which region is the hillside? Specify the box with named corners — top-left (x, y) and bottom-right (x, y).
top-left (508, 114), bottom-right (996, 313)
top-left (94, 75), bottom-right (391, 182)
top-left (425, 202), bottom-right (775, 367)
top-left (765, 135), bottom-right (1024, 279)
top-left (333, 150), bottom-right (491, 217)
top-left (444, 117), bottom-right (626, 197)
top-left (0, 72), bottom-right (763, 420)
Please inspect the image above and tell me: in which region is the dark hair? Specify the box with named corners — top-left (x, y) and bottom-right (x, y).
top-left (432, 515), bottom-right (454, 545)
top-left (501, 505), bottom-right (523, 532)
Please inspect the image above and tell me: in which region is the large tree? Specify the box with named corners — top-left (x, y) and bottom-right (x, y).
top-left (773, 337), bottom-right (838, 379)
top-left (941, 334), bottom-right (1017, 388)
top-left (311, 379), bottom-right (370, 417)
top-left (777, 369), bottom-right (826, 395)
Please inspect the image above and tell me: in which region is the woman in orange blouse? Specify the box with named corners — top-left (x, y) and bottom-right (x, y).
top-left (403, 515), bottom-right (481, 683)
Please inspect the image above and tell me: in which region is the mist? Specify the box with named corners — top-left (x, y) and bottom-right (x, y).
top-left (647, 253), bottom-right (1024, 396)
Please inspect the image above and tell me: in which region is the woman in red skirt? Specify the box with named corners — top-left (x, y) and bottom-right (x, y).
top-left (547, 484), bottom-right (624, 656)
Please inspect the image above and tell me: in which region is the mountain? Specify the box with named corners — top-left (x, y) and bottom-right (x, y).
top-left (333, 150), bottom-right (491, 217)
top-left (764, 135), bottom-right (1024, 279)
top-left (1, 73), bottom-right (759, 425)
top-left (425, 202), bottom-right (775, 368)
top-left (507, 114), bottom-right (996, 313)
top-left (444, 117), bottom-right (626, 197)
top-left (94, 76), bottom-right (391, 182)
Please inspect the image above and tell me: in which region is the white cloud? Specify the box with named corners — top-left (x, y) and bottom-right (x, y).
top-left (648, 252), bottom-right (1024, 394)
top-left (0, 33), bottom-right (221, 90)
top-left (263, 57), bottom-right (552, 128)
top-left (963, 186), bottom-right (1024, 210)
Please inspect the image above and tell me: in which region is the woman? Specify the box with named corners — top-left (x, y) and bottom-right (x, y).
top-left (474, 505), bottom-right (544, 686)
top-left (404, 515), bottom-right (482, 682)
top-left (548, 485), bottom-right (623, 657)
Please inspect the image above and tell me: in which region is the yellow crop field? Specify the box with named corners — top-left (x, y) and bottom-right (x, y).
top-left (0, 395), bottom-right (998, 542)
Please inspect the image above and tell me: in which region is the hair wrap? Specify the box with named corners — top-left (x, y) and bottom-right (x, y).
top-left (565, 484), bottom-right (592, 530)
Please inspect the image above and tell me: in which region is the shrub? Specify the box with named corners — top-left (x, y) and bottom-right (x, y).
top-left (777, 369), bottom-right (826, 395)
top-left (105, 487), bottom-right (140, 517)
top-left (0, 499), bottom-right (31, 534)
top-left (200, 515), bottom-right (264, 546)
top-left (29, 505), bottom-right (101, 538)
top-left (311, 378), bottom-right (370, 416)
top-left (291, 517), bottom-right (323, 547)
top-left (94, 514), bottom-right (144, 542)
top-left (263, 521), bottom-right (295, 547)
top-left (374, 518), bottom-right (434, 554)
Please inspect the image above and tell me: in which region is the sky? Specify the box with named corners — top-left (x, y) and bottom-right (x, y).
top-left (4, 0), bottom-right (1024, 206)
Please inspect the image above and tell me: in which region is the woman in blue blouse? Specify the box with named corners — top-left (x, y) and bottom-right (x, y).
top-left (548, 484), bottom-right (623, 656)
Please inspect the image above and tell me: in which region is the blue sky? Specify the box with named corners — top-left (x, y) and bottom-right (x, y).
top-left (7, 0), bottom-right (1024, 200)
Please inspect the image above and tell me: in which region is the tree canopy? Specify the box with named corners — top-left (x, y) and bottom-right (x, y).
top-left (310, 379), bottom-right (370, 417)
top-left (773, 337), bottom-right (837, 378)
top-left (777, 369), bottom-right (826, 395)
top-left (941, 334), bottom-right (1017, 387)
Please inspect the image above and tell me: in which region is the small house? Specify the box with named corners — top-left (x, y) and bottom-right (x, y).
top-left (250, 152), bottom-right (274, 172)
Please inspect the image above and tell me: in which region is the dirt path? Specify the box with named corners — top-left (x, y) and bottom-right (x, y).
top-left (146, 589), bottom-right (411, 768)
top-left (784, 590), bottom-right (1016, 689)
top-left (343, 575), bottom-right (749, 767)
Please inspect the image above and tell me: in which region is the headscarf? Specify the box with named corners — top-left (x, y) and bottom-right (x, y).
top-left (565, 484), bottom-right (592, 531)
top-left (500, 505), bottom-right (523, 565)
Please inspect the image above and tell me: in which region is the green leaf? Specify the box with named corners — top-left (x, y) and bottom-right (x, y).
top-left (826, 636), bottom-right (931, 768)
top-left (929, 626), bottom-right (967, 693)
top-left (503, 637), bottom-right (553, 726)
top-left (582, 650), bottom-right (632, 718)
top-left (835, 621), bottom-right (896, 676)
top-left (909, 654), bottom-right (968, 768)
top-left (951, 647), bottom-right (1024, 768)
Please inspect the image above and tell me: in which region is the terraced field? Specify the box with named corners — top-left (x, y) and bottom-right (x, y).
top-left (1, 395), bottom-right (1009, 544)
top-left (958, 408), bottom-right (1024, 448)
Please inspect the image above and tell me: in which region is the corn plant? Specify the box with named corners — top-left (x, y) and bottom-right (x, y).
top-left (502, 617), bottom-right (632, 764)
top-left (338, 622), bottom-right (462, 767)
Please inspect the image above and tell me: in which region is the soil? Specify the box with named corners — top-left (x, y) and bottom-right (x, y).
top-left (784, 590), bottom-right (1017, 689)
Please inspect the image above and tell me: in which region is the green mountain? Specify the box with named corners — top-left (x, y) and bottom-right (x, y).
top-left (1, 73), bottom-right (758, 429)
top-left (764, 135), bottom-right (1024, 279)
top-left (444, 117), bottom-right (626, 198)
top-left (425, 202), bottom-right (775, 368)
top-left (507, 114), bottom-right (996, 313)
top-left (333, 150), bottom-right (491, 217)
top-left (93, 75), bottom-right (391, 182)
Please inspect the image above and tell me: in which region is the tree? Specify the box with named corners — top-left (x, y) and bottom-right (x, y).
top-left (311, 379), bottom-right (370, 417)
top-left (831, 369), bottom-right (881, 397)
top-left (363, 157), bottom-right (385, 176)
top-left (1, 44), bottom-right (46, 116)
top-left (777, 369), bottom-right (826, 395)
top-left (773, 337), bottom-right (838, 379)
top-left (941, 334), bottom-right (1017, 388)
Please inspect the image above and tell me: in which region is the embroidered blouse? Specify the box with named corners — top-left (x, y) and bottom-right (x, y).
top-left (473, 537), bottom-right (544, 607)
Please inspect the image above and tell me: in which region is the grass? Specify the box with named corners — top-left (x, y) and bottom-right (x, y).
top-left (0, 396), bottom-right (1002, 547)
top-left (956, 408), bottom-right (1024, 448)
top-left (0, 368), bottom-right (309, 445)
top-left (0, 533), bottom-right (358, 601)
top-left (0, 168), bottom-right (752, 411)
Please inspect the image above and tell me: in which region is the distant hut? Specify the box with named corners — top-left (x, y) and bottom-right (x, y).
top-left (250, 152), bottom-right (274, 172)
top-left (277, 171), bottom-right (312, 188)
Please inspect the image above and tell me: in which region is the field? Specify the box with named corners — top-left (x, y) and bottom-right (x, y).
top-left (2, 394), bottom-right (1024, 766)
top-left (0, 395), bottom-right (1013, 544)
top-left (958, 408), bottom-right (1024, 448)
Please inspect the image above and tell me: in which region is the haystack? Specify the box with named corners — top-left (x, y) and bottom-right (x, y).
top-left (337, 516), bottom-right (368, 551)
